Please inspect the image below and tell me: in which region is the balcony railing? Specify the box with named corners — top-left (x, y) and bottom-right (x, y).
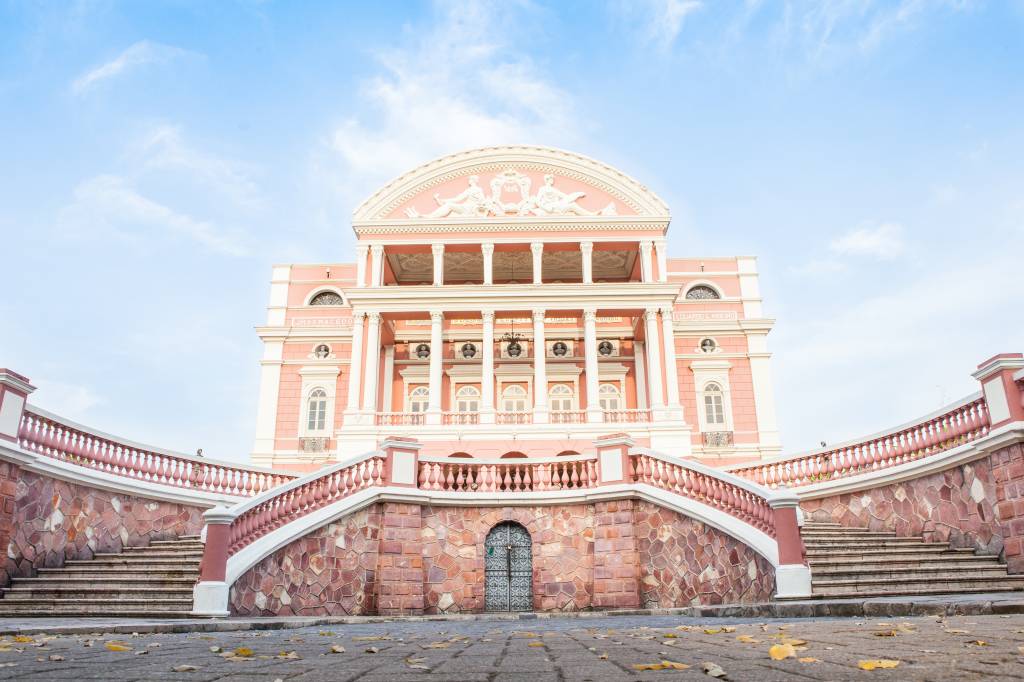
top-left (603, 409), bottom-right (651, 423)
top-left (701, 431), bottom-right (734, 447)
top-left (375, 412), bottom-right (425, 426)
top-left (550, 410), bottom-right (585, 424)
top-left (418, 454), bottom-right (599, 492)
top-left (496, 411), bottom-right (532, 425)
top-left (443, 412), bottom-right (480, 425)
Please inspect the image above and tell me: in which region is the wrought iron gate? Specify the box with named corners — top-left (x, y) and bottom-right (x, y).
top-left (484, 522), bottom-right (533, 611)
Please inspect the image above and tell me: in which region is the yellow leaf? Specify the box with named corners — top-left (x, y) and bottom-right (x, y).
top-left (329, 645), bottom-right (346, 654)
top-left (528, 642), bottom-right (545, 648)
top-left (232, 647), bottom-right (253, 658)
top-left (703, 628), bottom-right (722, 634)
top-left (798, 657), bottom-right (820, 663)
top-left (276, 651), bottom-right (300, 659)
top-left (736, 635), bottom-right (761, 644)
top-left (967, 640), bottom-right (988, 646)
top-left (423, 642), bottom-right (451, 649)
top-left (769, 643), bottom-right (796, 660)
top-left (516, 632), bottom-right (538, 638)
top-left (105, 642), bottom-right (131, 652)
top-left (858, 659), bottom-right (900, 670)
top-left (945, 629), bottom-right (970, 634)
top-left (781, 637), bottom-right (807, 646)
top-left (12, 636), bottom-right (32, 643)
top-left (874, 630), bottom-right (897, 637)
top-left (353, 636), bottom-right (390, 642)
top-left (634, 661), bottom-right (689, 671)
top-left (662, 633), bottom-right (678, 638)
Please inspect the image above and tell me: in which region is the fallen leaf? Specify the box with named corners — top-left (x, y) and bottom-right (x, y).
top-left (365, 646), bottom-right (380, 654)
top-left (662, 633), bottom-right (678, 639)
top-left (735, 635), bottom-right (761, 644)
top-left (172, 664), bottom-right (198, 672)
top-left (967, 640), bottom-right (988, 646)
top-left (406, 656), bottom-right (429, 670)
top-left (769, 643), bottom-right (796, 660)
top-left (598, 653), bottom-right (608, 660)
top-left (105, 642), bottom-right (131, 652)
top-left (329, 645), bottom-right (346, 654)
top-left (354, 636), bottom-right (390, 642)
top-left (232, 647), bottom-right (254, 658)
top-left (798, 657), bottom-right (820, 663)
top-left (135, 650), bottom-right (149, 656)
top-left (780, 637), bottom-right (807, 647)
top-left (13, 636), bottom-right (32, 643)
top-left (528, 642), bottom-right (545, 648)
top-left (423, 642), bottom-right (451, 649)
top-left (277, 651), bottom-right (300, 660)
top-left (874, 630), bottom-right (897, 637)
top-left (319, 631), bottom-right (335, 636)
top-left (209, 646), bottom-right (222, 653)
top-left (633, 660), bottom-right (689, 671)
top-left (48, 655), bottom-right (64, 661)
top-left (703, 661), bottom-right (728, 678)
top-left (945, 629), bottom-right (971, 635)
top-left (858, 659), bottom-right (900, 670)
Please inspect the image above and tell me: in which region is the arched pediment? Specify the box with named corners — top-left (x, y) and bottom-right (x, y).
top-left (353, 145), bottom-right (670, 223)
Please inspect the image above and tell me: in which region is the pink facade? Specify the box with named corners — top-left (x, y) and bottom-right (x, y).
top-left (252, 146), bottom-right (781, 471)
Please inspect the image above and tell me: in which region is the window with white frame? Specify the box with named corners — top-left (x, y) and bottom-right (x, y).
top-left (703, 383), bottom-right (726, 425)
top-left (408, 386), bottom-right (430, 413)
top-left (501, 385), bottom-right (528, 412)
top-left (548, 384), bottom-right (574, 412)
top-left (598, 383), bottom-right (622, 411)
top-left (306, 388), bottom-right (328, 432)
top-left (455, 385), bottom-right (480, 413)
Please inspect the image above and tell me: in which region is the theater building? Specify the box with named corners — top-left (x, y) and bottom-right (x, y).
top-left (251, 146), bottom-right (781, 472)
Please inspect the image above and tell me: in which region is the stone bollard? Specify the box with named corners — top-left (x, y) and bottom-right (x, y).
top-left (381, 437), bottom-right (422, 488)
top-left (595, 433), bottom-right (634, 485)
top-left (0, 369), bottom-right (35, 444)
top-left (973, 353), bottom-right (1024, 429)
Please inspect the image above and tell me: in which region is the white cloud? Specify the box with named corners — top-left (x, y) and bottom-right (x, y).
top-left (650, 0), bottom-right (703, 49)
top-left (31, 379), bottom-right (103, 420)
top-left (58, 174), bottom-right (248, 256)
top-left (325, 1), bottom-right (580, 198)
top-left (829, 221), bottom-right (905, 259)
top-left (72, 40), bottom-right (195, 95)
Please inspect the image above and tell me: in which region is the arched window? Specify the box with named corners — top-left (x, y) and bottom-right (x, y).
top-left (502, 385), bottom-right (528, 412)
top-left (307, 388), bottom-right (328, 431)
top-left (703, 383), bottom-right (725, 425)
top-left (455, 385), bottom-right (480, 413)
top-left (500, 451), bottom-right (528, 459)
top-left (548, 384), bottom-right (574, 412)
top-left (449, 452), bottom-right (473, 459)
top-left (408, 386), bottom-right (430, 413)
top-left (309, 291), bottom-right (344, 306)
top-left (686, 285), bottom-right (720, 300)
top-left (557, 450), bottom-right (580, 457)
top-left (598, 383), bottom-right (621, 411)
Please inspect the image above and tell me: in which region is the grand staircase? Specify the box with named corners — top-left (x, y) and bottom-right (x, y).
top-left (803, 522), bottom-right (1024, 598)
top-left (0, 536), bottom-right (201, 617)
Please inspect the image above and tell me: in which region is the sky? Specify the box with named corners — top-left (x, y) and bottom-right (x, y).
top-left (1, 0), bottom-right (1022, 463)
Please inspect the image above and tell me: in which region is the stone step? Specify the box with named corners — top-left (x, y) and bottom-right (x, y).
top-left (807, 556), bottom-right (1001, 571)
top-left (803, 540), bottom-right (954, 550)
top-left (36, 568), bottom-right (199, 580)
top-left (93, 551), bottom-right (203, 560)
top-left (61, 558), bottom-right (200, 570)
top-left (0, 599), bottom-right (193, 613)
top-left (801, 532), bottom-right (900, 540)
top-left (139, 542), bottom-right (205, 550)
top-left (811, 576), bottom-right (1024, 596)
top-left (2, 586), bottom-right (195, 599)
top-left (811, 565), bottom-right (1013, 580)
top-left (0, 606), bottom-right (196, 618)
top-left (8, 576), bottom-right (196, 588)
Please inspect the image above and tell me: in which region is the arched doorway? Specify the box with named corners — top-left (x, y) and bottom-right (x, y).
top-left (484, 522), bottom-right (533, 612)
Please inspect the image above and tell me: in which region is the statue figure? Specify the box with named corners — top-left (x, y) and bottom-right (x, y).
top-left (405, 176), bottom-right (498, 218)
top-left (522, 175), bottom-right (617, 217)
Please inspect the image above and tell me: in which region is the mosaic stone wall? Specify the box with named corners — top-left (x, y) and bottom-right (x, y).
top-left (592, 500), bottom-right (640, 608)
top-left (2, 468), bottom-right (206, 585)
top-left (378, 502), bottom-right (424, 615)
top-left (801, 459), bottom-right (1004, 555)
top-left (635, 501), bottom-right (776, 607)
top-left (0, 462), bottom-right (21, 587)
top-left (230, 505), bottom-right (381, 616)
top-left (990, 442), bottom-right (1024, 572)
top-left (420, 505), bottom-right (595, 614)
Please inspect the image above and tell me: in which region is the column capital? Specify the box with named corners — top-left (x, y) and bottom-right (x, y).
top-left (532, 309), bottom-right (546, 323)
top-left (370, 244), bottom-right (384, 255)
top-left (481, 310), bottom-right (495, 323)
top-left (580, 241), bottom-right (593, 253)
top-left (583, 308), bottom-right (598, 323)
top-left (430, 310), bottom-right (444, 324)
top-left (530, 242), bottom-right (544, 255)
top-left (431, 243), bottom-right (445, 255)
top-left (481, 242), bottom-right (495, 255)
top-left (351, 310), bottom-right (367, 323)
top-left (639, 240), bottom-right (654, 250)
top-left (356, 244), bottom-right (370, 255)
top-left (659, 306), bottom-right (675, 317)
top-left (367, 311), bottom-right (382, 324)
top-left (644, 308), bottom-right (659, 322)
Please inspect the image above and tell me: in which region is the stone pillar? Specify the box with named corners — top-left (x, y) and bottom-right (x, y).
top-left (748, 333), bottom-right (781, 449)
top-left (344, 312), bottom-right (366, 415)
top-left (482, 243), bottom-right (494, 285)
top-left (660, 307), bottom-right (682, 418)
top-left (654, 239), bottom-right (668, 283)
top-left (592, 499), bottom-right (640, 609)
top-left (769, 491), bottom-right (813, 598)
top-left (376, 502), bottom-right (425, 615)
top-left (531, 242), bottom-right (544, 284)
top-left (355, 245), bottom-right (369, 288)
top-left (580, 241), bottom-right (593, 284)
top-left (973, 353), bottom-right (1024, 429)
top-left (370, 244), bottom-right (384, 287)
top-left (382, 437), bottom-right (421, 488)
top-left (643, 309), bottom-right (665, 411)
top-left (532, 309), bottom-right (548, 423)
top-left (192, 505), bottom-right (234, 616)
top-left (362, 312), bottom-right (382, 414)
top-left (0, 369), bottom-right (34, 444)
top-left (639, 241), bottom-right (653, 283)
top-left (426, 311), bottom-right (443, 424)
top-left (382, 345), bottom-right (395, 414)
top-left (583, 309), bottom-right (602, 423)
top-left (480, 311), bottom-right (496, 423)
top-left (432, 243), bottom-right (444, 286)
top-left (252, 341), bottom-right (283, 455)
top-left (634, 341), bottom-right (648, 410)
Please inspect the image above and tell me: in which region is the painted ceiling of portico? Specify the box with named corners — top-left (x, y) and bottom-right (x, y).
top-left (386, 249), bottom-right (636, 283)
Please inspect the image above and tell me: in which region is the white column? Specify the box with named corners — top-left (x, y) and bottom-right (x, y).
top-left (482, 243), bottom-right (494, 285)
top-left (252, 340), bottom-right (283, 456)
top-left (531, 242), bottom-right (544, 285)
top-left (355, 246), bottom-right (369, 288)
top-left (532, 309), bottom-right (548, 423)
top-left (643, 308), bottom-right (665, 411)
top-left (480, 311), bottom-right (495, 423)
top-left (426, 311), bottom-right (443, 424)
top-left (345, 311), bottom-right (366, 414)
top-left (580, 241), bottom-right (593, 284)
top-left (654, 239), bottom-right (668, 283)
top-left (639, 241), bottom-right (654, 283)
top-left (432, 243), bottom-right (445, 286)
top-left (382, 345), bottom-right (395, 414)
top-left (748, 333), bottom-right (781, 450)
top-left (660, 307), bottom-right (682, 417)
top-left (370, 245), bottom-right (384, 287)
top-left (583, 308), bottom-right (602, 423)
top-left (634, 341), bottom-right (649, 410)
top-left (362, 312), bottom-right (381, 414)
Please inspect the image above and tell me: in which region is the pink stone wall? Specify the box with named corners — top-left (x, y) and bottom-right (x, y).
top-left (801, 459), bottom-right (1003, 555)
top-left (634, 501), bottom-right (775, 606)
top-left (2, 468), bottom-right (206, 586)
top-left (230, 505), bottom-right (381, 616)
top-left (989, 442), bottom-right (1024, 572)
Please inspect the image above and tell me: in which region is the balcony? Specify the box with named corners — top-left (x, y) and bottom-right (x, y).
top-left (443, 412), bottom-right (480, 426)
top-left (702, 431), bottom-right (734, 447)
top-left (376, 412), bottom-right (425, 426)
top-left (496, 411), bottom-right (532, 425)
top-left (550, 410), bottom-right (586, 424)
top-left (603, 409), bottom-right (652, 424)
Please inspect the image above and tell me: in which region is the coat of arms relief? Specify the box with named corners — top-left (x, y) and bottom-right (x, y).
top-left (404, 169), bottom-right (618, 219)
